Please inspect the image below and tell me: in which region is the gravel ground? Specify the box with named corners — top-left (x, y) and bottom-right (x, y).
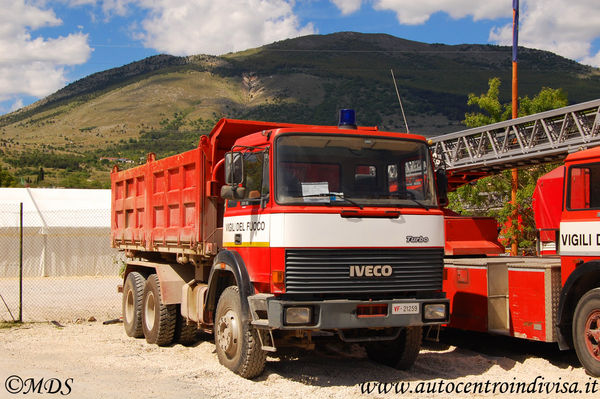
top-left (1, 321), bottom-right (598, 399)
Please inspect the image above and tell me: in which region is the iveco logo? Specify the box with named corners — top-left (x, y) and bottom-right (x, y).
top-left (349, 265), bottom-right (393, 277)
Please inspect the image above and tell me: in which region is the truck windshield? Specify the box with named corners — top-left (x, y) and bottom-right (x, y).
top-left (275, 134), bottom-right (437, 208)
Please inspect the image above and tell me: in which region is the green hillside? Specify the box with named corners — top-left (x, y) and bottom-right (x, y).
top-left (1, 32), bottom-right (599, 188)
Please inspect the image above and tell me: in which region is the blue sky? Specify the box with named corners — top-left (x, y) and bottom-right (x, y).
top-left (1, 0), bottom-right (599, 115)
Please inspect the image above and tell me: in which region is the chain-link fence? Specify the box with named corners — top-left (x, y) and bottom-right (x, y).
top-left (0, 202), bottom-right (125, 322)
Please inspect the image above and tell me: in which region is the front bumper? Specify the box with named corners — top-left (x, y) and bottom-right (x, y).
top-left (262, 296), bottom-right (449, 330)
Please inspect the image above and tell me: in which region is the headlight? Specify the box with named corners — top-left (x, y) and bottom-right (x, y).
top-left (424, 303), bottom-right (447, 321)
top-left (284, 306), bottom-right (312, 325)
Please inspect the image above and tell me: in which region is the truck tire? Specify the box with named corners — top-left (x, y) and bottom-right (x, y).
top-left (174, 309), bottom-right (199, 346)
top-left (142, 274), bottom-right (177, 346)
top-left (573, 287), bottom-right (600, 377)
top-left (214, 286), bottom-right (266, 379)
top-left (365, 326), bottom-right (422, 370)
top-left (122, 271), bottom-right (145, 338)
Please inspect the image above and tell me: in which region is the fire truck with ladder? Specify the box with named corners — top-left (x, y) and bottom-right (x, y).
top-left (431, 98), bottom-right (600, 376)
top-left (111, 110), bottom-right (450, 378)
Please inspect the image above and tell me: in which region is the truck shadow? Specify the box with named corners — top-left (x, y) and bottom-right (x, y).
top-left (431, 328), bottom-right (581, 371)
top-left (257, 341), bottom-right (495, 386)
top-left (254, 329), bottom-right (581, 387)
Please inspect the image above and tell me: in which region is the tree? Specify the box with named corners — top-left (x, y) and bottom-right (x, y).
top-left (464, 77), bottom-right (508, 127)
top-left (449, 78), bottom-right (568, 253)
top-left (463, 77), bottom-right (567, 127)
top-left (0, 166), bottom-right (18, 187)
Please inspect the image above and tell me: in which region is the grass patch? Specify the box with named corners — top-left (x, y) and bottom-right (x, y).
top-left (0, 321), bottom-right (23, 329)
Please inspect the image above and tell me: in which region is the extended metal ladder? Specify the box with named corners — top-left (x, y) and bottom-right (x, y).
top-left (430, 99), bottom-right (600, 188)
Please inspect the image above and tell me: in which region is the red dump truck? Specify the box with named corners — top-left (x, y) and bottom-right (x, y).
top-left (434, 100), bottom-right (600, 376)
top-left (111, 111), bottom-right (450, 378)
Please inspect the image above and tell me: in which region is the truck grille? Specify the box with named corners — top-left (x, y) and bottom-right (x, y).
top-left (285, 248), bottom-right (444, 294)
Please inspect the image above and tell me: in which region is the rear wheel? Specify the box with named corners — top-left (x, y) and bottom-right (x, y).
top-left (366, 326), bottom-right (422, 370)
top-left (214, 286), bottom-right (266, 378)
top-left (174, 308), bottom-right (199, 346)
top-left (122, 272), bottom-right (145, 338)
top-left (142, 274), bottom-right (177, 346)
top-left (573, 288), bottom-right (600, 377)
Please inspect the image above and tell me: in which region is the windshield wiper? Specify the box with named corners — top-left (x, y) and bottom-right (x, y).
top-left (401, 190), bottom-right (430, 210)
top-left (406, 198), bottom-right (430, 210)
top-left (301, 192), bottom-right (364, 210)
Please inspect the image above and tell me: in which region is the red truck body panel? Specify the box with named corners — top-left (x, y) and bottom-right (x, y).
top-left (532, 166), bottom-right (564, 255)
top-left (444, 258), bottom-right (561, 342)
top-left (444, 214), bottom-right (504, 256)
top-left (444, 263), bottom-right (489, 332)
top-left (111, 148), bottom-right (206, 252)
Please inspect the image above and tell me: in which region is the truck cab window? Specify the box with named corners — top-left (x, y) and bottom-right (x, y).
top-left (387, 164), bottom-right (399, 193)
top-left (276, 134), bottom-right (436, 207)
top-left (355, 165), bottom-right (377, 192)
top-left (242, 151), bottom-right (268, 203)
top-left (568, 163), bottom-right (600, 209)
top-left (404, 159), bottom-right (427, 200)
top-left (278, 162), bottom-right (340, 199)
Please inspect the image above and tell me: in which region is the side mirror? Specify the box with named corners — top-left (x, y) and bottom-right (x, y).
top-left (436, 169), bottom-right (449, 207)
top-left (221, 185), bottom-right (246, 200)
top-left (224, 152), bottom-right (244, 185)
top-left (221, 185), bottom-right (235, 200)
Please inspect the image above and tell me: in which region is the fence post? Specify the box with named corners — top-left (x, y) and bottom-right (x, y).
top-left (19, 202), bottom-right (23, 323)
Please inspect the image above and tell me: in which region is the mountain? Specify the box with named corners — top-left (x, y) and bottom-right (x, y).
top-left (1, 32), bottom-right (599, 188)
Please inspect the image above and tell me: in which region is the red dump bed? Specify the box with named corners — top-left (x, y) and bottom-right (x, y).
top-left (111, 149), bottom-right (209, 254)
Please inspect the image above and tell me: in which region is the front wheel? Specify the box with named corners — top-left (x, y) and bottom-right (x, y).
top-left (365, 326), bottom-right (422, 370)
top-left (573, 288), bottom-right (600, 377)
top-left (214, 286), bottom-right (266, 379)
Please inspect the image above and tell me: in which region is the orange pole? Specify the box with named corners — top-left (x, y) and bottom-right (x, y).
top-left (511, 2), bottom-right (519, 256)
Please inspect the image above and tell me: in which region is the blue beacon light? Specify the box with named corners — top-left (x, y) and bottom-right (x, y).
top-left (338, 109), bottom-right (357, 129)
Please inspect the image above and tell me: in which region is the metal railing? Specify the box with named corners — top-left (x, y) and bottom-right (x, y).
top-left (431, 99), bottom-right (600, 178)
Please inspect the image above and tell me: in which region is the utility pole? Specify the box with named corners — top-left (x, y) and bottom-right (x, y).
top-left (511, 0), bottom-right (520, 256)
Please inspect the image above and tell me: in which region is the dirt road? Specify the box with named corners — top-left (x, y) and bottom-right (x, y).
top-left (1, 322), bottom-right (598, 399)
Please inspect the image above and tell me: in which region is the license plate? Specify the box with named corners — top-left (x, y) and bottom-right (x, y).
top-left (391, 303), bottom-right (419, 315)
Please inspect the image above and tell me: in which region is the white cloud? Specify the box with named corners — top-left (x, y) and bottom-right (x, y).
top-left (488, 0), bottom-right (600, 67)
top-left (66, 0), bottom-right (130, 16)
top-left (10, 98), bottom-right (24, 112)
top-left (581, 52), bottom-right (600, 68)
top-left (72, 0), bottom-right (314, 56)
top-left (331, 0), bottom-right (362, 15)
top-left (0, 63), bottom-right (69, 98)
top-left (131, 0), bottom-right (315, 55)
top-left (370, 0), bottom-right (508, 25)
top-left (0, 0), bottom-right (91, 107)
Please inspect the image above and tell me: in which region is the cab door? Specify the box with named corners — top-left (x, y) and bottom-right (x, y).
top-left (560, 161), bottom-right (600, 283)
top-left (222, 149), bottom-right (271, 285)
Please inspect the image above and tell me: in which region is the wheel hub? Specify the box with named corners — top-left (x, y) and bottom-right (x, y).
top-left (144, 291), bottom-right (156, 331)
top-left (584, 310), bottom-right (600, 360)
top-left (217, 310), bottom-right (239, 358)
top-left (125, 289), bottom-right (135, 322)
